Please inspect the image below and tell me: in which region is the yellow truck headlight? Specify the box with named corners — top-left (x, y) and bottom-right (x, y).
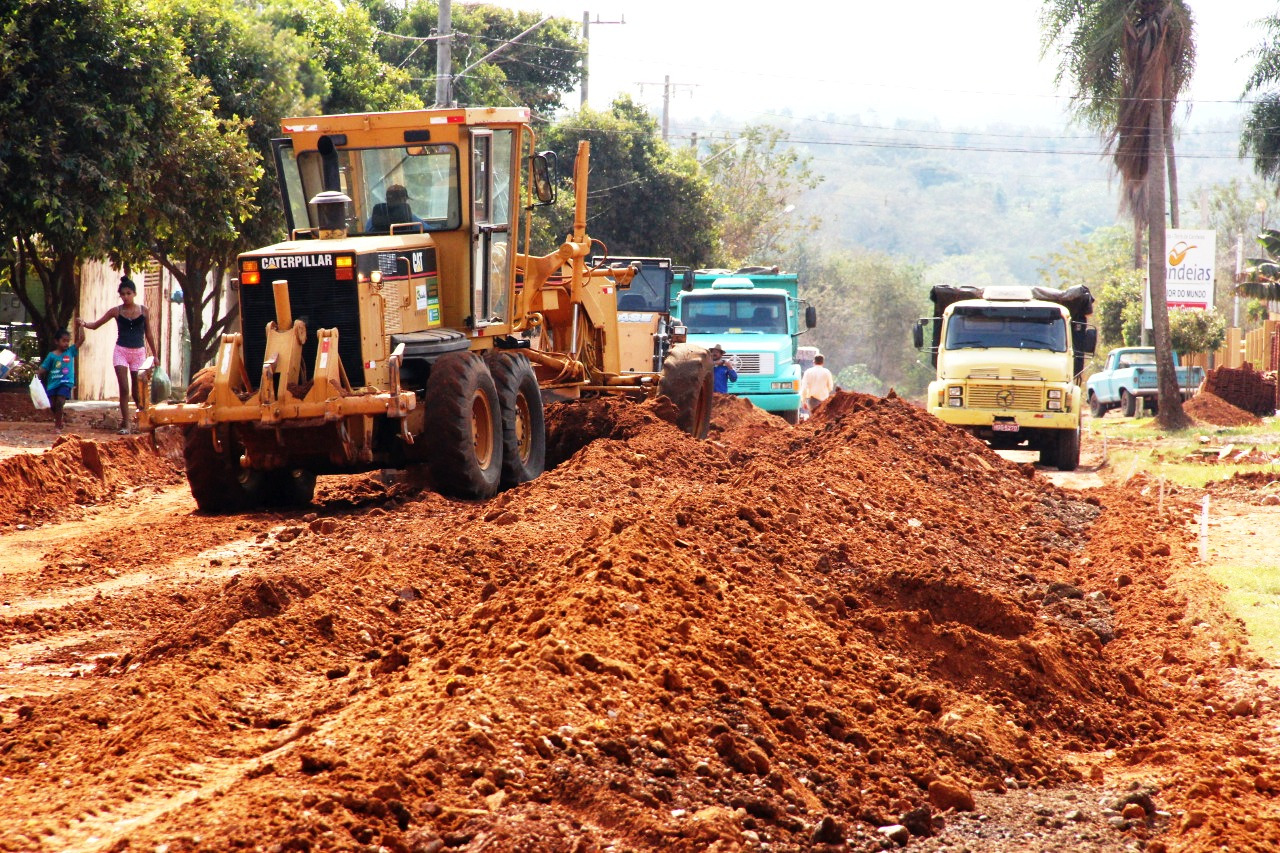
top-left (948, 397), bottom-right (963, 407)
top-left (948, 386), bottom-right (963, 397)
top-left (1047, 400), bottom-right (1062, 410)
top-left (1047, 389), bottom-right (1063, 399)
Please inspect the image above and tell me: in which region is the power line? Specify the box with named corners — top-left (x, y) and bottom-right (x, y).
top-left (753, 112), bottom-right (1265, 140)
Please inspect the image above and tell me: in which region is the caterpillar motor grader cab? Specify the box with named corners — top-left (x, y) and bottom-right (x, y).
top-left (139, 107), bottom-right (713, 511)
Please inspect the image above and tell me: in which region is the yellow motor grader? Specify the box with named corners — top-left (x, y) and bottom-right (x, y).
top-left (140, 107), bottom-right (712, 511)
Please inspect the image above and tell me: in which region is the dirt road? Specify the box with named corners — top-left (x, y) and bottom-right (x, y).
top-left (1, 394), bottom-right (1278, 852)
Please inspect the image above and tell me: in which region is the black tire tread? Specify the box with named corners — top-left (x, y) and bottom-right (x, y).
top-left (658, 343), bottom-right (713, 439)
top-left (486, 351), bottom-right (547, 488)
top-left (424, 351), bottom-right (503, 500)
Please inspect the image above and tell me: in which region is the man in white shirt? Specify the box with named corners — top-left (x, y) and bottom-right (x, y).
top-left (800, 353), bottom-right (834, 414)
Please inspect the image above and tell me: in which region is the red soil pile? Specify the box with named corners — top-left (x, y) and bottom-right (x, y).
top-left (0, 391), bottom-right (1268, 852)
top-left (1184, 391), bottom-right (1262, 427)
top-left (0, 429), bottom-right (183, 527)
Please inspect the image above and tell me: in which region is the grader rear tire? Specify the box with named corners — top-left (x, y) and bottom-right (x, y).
top-left (424, 351), bottom-right (503, 500)
top-left (485, 351), bottom-right (546, 488)
top-left (658, 343), bottom-right (713, 439)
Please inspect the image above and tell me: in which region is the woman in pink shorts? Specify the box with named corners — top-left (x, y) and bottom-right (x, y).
top-left (77, 277), bottom-right (159, 433)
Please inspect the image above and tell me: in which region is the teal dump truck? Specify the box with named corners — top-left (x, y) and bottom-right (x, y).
top-left (670, 268), bottom-right (816, 423)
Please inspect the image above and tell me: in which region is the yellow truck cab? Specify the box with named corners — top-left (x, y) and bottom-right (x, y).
top-left (913, 284), bottom-right (1096, 471)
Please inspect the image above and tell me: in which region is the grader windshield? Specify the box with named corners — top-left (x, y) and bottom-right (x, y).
top-left (274, 140), bottom-right (463, 235)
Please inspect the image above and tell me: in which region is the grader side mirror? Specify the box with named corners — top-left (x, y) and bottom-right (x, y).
top-left (530, 151), bottom-right (557, 205)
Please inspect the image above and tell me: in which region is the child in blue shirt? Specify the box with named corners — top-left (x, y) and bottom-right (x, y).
top-left (38, 326), bottom-right (84, 434)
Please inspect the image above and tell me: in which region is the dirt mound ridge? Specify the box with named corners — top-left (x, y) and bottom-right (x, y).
top-left (2, 394), bottom-right (1244, 852)
top-left (0, 430), bottom-right (183, 526)
top-left (1184, 391), bottom-right (1262, 427)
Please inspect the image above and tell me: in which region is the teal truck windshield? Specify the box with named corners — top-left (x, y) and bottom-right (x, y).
top-left (946, 306), bottom-right (1066, 353)
top-left (682, 295), bottom-right (788, 334)
top-left (279, 143), bottom-right (461, 235)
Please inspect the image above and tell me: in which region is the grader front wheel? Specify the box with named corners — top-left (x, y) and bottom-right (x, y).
top-left (183, 425), bottom-right (266, 513)
top-left (424, 351), bottom-right (504, 500)
top-left (180, 367), bottom-right (266, 513)
top-left (486, 351), bottom-right (546, 487)
top-left (658, 343), bottom-right (714, 439)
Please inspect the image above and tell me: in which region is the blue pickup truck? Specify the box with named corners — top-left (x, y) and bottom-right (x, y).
top-left (1086, 347), bottom-right (1204, 418)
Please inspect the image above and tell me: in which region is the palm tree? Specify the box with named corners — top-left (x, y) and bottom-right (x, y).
top-left (1241, 14), bottom-right (1280, 183)
top-left (1041, 0), bottom-right (1194, 430)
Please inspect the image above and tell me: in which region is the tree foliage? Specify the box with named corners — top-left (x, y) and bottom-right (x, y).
top-left (262, 0), bottom-right (422, 115)
top-left (798, 249), bottom-right (929, 396)
top-left (1038, 225), bottom-right (1143, 351)
top-left (1239, 227), bottom-right (1280, 303)
top-left (1240, 14), bottom-right (1280, 183)
top-left (0, 0), bottom-right (214, 350)
top-left (539, 98), bottom-right (723, 265)
top-left (702, 126), bottom-right (822, 268)
top-left (142, 0), bottom-right (317, 375)
top-left (1168, 307), bottom-right (1225, 355)
top-left (363, 1), bottom-right (583, 117)
top-left (1040, 0), bottom-right (1194, 232)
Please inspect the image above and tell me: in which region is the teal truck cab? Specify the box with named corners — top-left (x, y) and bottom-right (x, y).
top-left (670, 269), bottom-right (816, 423)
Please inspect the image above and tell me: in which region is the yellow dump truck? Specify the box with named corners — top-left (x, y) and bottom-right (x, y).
top-left (141, 107), bottom-right (711, 510)
top-left (913, 285), bottom-right (1096, 471)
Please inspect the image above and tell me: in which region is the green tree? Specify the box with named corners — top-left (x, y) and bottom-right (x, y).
top-left (1041, 0), bottom-right (1195, 430)
top-left (364, 1), bottom-right (583, 117)
top-left (1241, 13), bottom-right (1280, 184)
top-left (0, 0), bottom-right (216, 352)
top-left (263, 0), bottom-right (422, 115)
top-left (702, 125), bottom-right (822, 267)
top-left (1199, 178), bottom-right (1272, 326)
top-left (834, 364), bottom-right (884, 396)
top-left (1041, 0), bottom-right (1195, 239)
top-left (540, 98), bottom-right (723, 265)
top-left (116, 0), bottom-right (308, 376)
top-left (1038, 225), bottom-right (1143, 351)
top-left (1168, 307), bottom-right (1225, 355)
top-left (799, 250), bottom-right (929, 396)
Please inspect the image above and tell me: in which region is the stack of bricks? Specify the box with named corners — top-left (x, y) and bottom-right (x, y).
top-left (1203, 362), bottom-right (1278, 417)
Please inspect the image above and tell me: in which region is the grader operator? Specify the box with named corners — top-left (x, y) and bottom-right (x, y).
top-left (140, 107), bottom-right (713, 511)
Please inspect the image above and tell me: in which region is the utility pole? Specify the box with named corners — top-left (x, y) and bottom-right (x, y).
top-left (580, 12), bottom-right (625, 110)
top-left (435, 5), bottom-right (554, 108)
top-left (637, 76), bottom-right (695, 142)
top-left (663, 74), bottom-right (670, 141)
top-left (434, 0), bottom-right (452, 106)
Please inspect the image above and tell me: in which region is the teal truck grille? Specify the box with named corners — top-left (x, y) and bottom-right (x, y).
top-left (967, 383), bottom-right (1043, 411)
top-left (726, 352), bottom-right (774, 375)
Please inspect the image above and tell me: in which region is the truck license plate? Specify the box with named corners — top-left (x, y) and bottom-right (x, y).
top-left (992, 421), bottom-right (1020, 433)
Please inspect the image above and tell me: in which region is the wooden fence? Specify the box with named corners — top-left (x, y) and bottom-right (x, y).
top-left (1181, 320), bottom-right (1279, 373)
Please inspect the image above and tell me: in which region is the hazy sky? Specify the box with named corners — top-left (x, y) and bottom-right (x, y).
top-left (485, 0), bottom-right (1275, 131)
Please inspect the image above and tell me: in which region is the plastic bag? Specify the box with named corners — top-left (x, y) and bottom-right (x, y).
top-left (29, 376), bottom-right (50, 410)
top-left (150, 364), bottom-right (173, 403)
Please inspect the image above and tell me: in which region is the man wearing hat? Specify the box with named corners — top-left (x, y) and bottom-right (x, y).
top-left (708, 344), bottom-right (738, 394)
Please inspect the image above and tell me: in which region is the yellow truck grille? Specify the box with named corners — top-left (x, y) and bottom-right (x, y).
top-left (967, 384), bottom-right (1043, 411)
